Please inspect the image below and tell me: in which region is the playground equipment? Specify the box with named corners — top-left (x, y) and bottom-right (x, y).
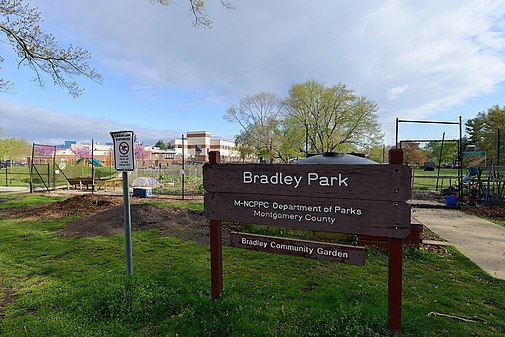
top-left (76, 157), bottom-right (103, 166)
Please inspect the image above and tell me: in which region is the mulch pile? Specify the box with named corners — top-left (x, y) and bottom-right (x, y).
top-left (0, 194), bottom-right (121, 219)
top-left (1, 194), bottom-right (223, 245)
top-left (59, 203), bottom-right (216, 245)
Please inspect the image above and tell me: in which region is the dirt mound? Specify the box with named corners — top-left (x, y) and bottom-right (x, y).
top-left (59, 203), bottom-right (217, 245)
top-left (0, 194), bottom-right (122, 219)
top-left (0, 194), bottom-right (225, 245)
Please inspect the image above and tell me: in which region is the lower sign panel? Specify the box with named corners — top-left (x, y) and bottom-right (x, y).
top-left (230, 232), bottom-right (365, 266)
top-left (205, 193), bottom-right (411, 238)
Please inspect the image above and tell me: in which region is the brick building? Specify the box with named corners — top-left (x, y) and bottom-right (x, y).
top-left (168, 131), bottom-right (242, 163)
top-left (54, 131), bottom-right (245, 168)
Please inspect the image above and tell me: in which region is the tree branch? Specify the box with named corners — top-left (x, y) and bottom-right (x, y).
top-left (0, 1), bottom-right (102, 97)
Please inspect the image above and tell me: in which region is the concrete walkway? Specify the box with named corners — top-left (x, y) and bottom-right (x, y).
top-left (0, 186), bottom-right (30, 194)
top-left (412, 206), bottom-right (505, 280)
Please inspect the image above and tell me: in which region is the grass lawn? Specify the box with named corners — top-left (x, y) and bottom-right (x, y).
top-left (1, 195), bottom-right (504, 336)
top-left (411, 168), bottom-right (460, 190)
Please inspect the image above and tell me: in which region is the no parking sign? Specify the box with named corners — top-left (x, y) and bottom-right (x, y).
top-left (110, 131), bottom-right (135, 171)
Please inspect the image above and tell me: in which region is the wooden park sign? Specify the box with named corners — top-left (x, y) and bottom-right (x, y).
top-left (204, 150), bottom-right (411, 334)
top-left (204, 163), bottom-right (410, 201)
top-left (204, 163), bottom-right (411, 238)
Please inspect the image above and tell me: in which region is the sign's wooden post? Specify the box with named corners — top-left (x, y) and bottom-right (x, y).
top-left (209, 151), bottom-right (223, 300)
top-left (388, 148), bottom-right (404, 334)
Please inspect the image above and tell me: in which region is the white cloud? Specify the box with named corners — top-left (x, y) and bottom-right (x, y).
top-left (387, 86), bottom-right (408, 101)
top-left (18, 0), bottom-right (505, 136)
top-left (0, 99), bottom-right (178, 145)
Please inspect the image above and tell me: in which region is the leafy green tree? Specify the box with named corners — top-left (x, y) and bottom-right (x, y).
top-left (276, 115), bottom-right (308, 160)
top-left (284, 80), bottom-right (383, 153)
top-left (368, 144), bottom-right (388, 163)
top-left (154, 140), bottom-right (167, 150)
top-left (424, 141), bottom-right (459, 167)
top-left (465, 105), bottom-right (505, 162)
top-left (236, 115), bottom-right (306, 163)
top-left (465, 117), bottom-right (485, 146)
top-left (0, 131), bottom-right (31, 162)
top-left (234, 133), bottom-right (256, 162)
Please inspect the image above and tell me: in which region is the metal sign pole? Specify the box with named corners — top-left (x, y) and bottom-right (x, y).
top-left (91, 139), bottom-right (95, 193)
top-left (182, 134), bottom-right (185, 200)
top-left (110, 130), bottom-right (135, 279)
top-left (123, 171), bottom-right (133, 278)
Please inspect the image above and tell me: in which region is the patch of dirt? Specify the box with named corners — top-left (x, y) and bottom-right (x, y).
top-left (0, 275), bottom-right (40, 321)
top-left (59, 203), bottom-right (222, 245)
top-left (420, 224), bottom-right (451, 254)
top-left (421, 226), bottom-right (441, 241)
top-left (421, 242), bottom-right (450, 254)
top-left (462, 206), bottom-right (505, 221)
top-left (0, 194), bottom-right (122, 219)
top-left (0, 194), bottom-right (223, 245)
top-left (0, 288), bottom-right (17, 317)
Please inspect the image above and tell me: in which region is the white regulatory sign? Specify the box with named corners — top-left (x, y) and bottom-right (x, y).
top-left (110, 131), bottom-right (135, 171)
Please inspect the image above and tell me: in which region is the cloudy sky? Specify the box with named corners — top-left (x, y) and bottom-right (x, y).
top-left (1, 0), bottom-right (505, 145)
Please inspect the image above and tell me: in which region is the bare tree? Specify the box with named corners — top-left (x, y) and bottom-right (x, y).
top-left (152, 0), bottom-right (234, 28)
top-left (225, 92), bottom-right (284, 163)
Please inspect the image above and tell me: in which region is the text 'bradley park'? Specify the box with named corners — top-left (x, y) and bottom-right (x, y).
top-left (243, 171), bottom-right (348, 189)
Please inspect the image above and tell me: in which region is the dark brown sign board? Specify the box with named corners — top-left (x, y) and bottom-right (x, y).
top-left (230, 231), bottom-right (365, 266)
top-left (204, 164), bottom-right (410, 201)
top-left (205, 193), bottom-right (411, 238)
top-left (205, 150), bottom-right (410, 334)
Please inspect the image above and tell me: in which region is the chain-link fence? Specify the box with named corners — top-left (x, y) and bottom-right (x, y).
top-left (1, 161), bottom-right (31, 187)
top-left (30, 144), bottom-right (63, 192)
top-left (131, 164), bottom-right (203, 196)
